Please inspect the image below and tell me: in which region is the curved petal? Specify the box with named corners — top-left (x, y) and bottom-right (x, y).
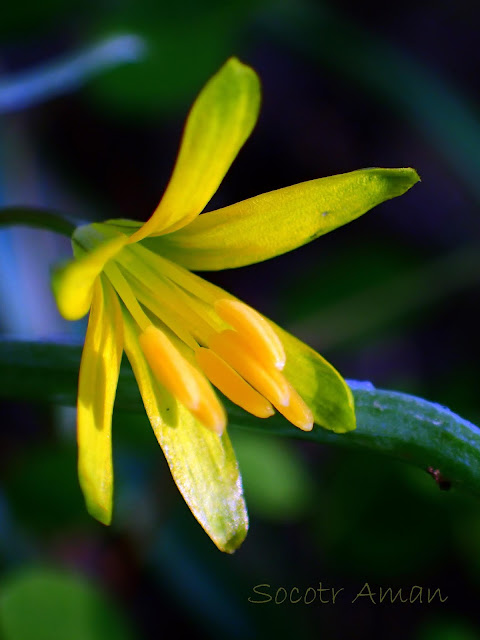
top-left (275, 324), bottom-right (356, 434)
top-left (77, 277), bottom-right (123, 525)
top-left (122, 311), bottom-right (248, 553)
top-left (52, 232), bottom-right (127, 320)
top-left (128, 57), bottom-right (261, 242)
top-left (150, 168), bottom-right (420, 270)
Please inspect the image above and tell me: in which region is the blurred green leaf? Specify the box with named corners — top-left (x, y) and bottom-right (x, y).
top-left (416, 617), bottom-right (480, 640)
top-left (0, 567), bottom-right (134, 640)
top-left (87, 0), bottom-right (269, 115)
top-left (3, 445), bottom-right (88, 534)
top-left (267, 0), bottom-right (480, 202)
top-left (1, 340), bottom-right (479, 499)
top-left (231, 430), bottom-right (314, 521)
top-left (285, 242), bottom-right (480, 351)
top-left (0, 0), bottom-right (84, 36)
top-left (315, 452), bottom-right (451, 576)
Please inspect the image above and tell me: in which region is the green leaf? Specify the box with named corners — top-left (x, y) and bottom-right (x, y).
top-left (231, 430), bottom-right (314, 521)
top-left (86, 0), bottom-right (268, 116)
top-left (1, 340), bottom-right (479, 496)
top-left (0, 567), bottom-right (134, 640)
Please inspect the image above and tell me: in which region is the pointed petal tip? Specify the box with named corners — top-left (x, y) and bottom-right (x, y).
top-left (203, 413), bottom-right (226, 436)
top-left (223, 55), bottom-right (258, 78)
top-left (216, 519), bottom-right (249, 553)
top-left (85, 497), bottom-right (112, 526)
top-left (325, 414), bottom-right (357, 434)
top-left (374, 166), bottom-right (421, 197)
top-left (398, 166), bottom-right (421, 187)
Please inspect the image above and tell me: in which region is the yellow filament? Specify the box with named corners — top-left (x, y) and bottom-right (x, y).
top-left (125, 272), bottom-right (199, 350)
top-left (104, 262), bottom-right (150, 331)
top-left (209, 330), bottom-right (290, 407)
top-left (116, 248), bottom-right (218, 344)
top-left (215, 299), bottom-right (286, 370)
top-left (274, 382), bottom-right (314, 432)
top-left (139, 325), bottom-right (201, 410)
top-left (196, 348), bottom-right (274, 419)
top-left (187, 365), bottom-right (227, 435)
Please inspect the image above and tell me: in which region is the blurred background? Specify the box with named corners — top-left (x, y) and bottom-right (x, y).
top-left (1, 0), bottom-right (480, 638)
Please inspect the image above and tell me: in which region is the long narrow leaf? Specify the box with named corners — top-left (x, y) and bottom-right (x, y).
top-left (1, 339), bottom-right (479, 496)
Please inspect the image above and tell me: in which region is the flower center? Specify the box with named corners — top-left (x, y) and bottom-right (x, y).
top-left (104, 241), bottom-right (313, 434)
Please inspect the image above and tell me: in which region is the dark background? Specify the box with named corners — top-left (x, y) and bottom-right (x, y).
top-left (0, 1), bottom-right (479, 638)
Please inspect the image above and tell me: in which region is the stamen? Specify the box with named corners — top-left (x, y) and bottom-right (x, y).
top-left (209, 330), bottom-right (290, 407)
top-left (187, 365), bottom-right (227, 435)
top-left (196, 348), bottom-right (275, 419)
top-left (123, 270), bottom-right (199, 350)
top-left (104, 262), bottom-right (151, 331)
top-left (273, 382), bottom-right (314, 432)
top-left (139, 325), bottom-right (201, 411)
top-left (116, 248), bottom-right (219, 344)
top-left (215, 299), bottom-right (286, 370)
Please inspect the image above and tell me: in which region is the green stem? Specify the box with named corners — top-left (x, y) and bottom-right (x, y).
top-left (0, 207), bottom-right (76, 237)
top-left (1, 339), bottom-right (479, 496)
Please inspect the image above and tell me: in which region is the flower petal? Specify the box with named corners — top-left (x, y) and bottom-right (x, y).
top-left (77, 277), bottom-right (123, 525)
top-left (122, 311), bottom-right (248, 553)
top-left (275, 324), bottom-right (356, 433)
top-left (52, 232), bottom-right (127, 320)
top-left (150, 168), bottom-right (420, 270)
top-left (128, 57), bottom-right (261, 242)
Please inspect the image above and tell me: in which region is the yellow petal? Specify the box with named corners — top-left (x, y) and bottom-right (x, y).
top-left (122, 312), bottom-right (248, 552)
top-left (128, 57), bottom-right (260, 242)
top-left (151, 168), bottom-right (420, 270)
top-left (77, 277), bottom-right (123, 525)
top-left (52, 234), bottom-right (127, 320)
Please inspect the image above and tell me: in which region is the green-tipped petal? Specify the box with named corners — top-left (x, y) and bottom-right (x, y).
top-left (129, 57), bottom-right (261, 242)
top-left (52, 233), bottom-right (127, 320)
top-left (152, 168), bottom-right (420, 270)
top-left (275, 324), bottom-right (356, 433)
top-left (77, 277), bottom-right (123, 525)
top-left (122, 312), bottom-right (248, 553)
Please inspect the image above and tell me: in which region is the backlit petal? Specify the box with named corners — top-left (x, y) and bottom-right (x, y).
top-left (77, 277), bottom-right (123, 525)
top-left (52, 233), bottom-right (127, 320)
top-left (122, 311), bottom-right (248, 552)
top-left (275, 323), bottom-right (356, 433)
top-left (151, 168), bottom-right (420, 270)
top-left (128, 57), bottom-right (260, 242)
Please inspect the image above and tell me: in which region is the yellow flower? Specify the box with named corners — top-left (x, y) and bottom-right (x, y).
top-left (52, 57), bottom-right (419, 552)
